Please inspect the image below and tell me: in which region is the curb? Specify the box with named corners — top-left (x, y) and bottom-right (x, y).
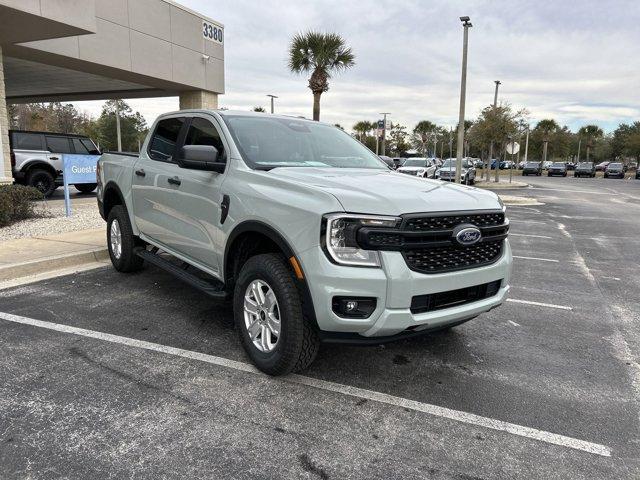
top-left (0, 248), bottom-right (109, 282)
top-left (475, 181), bottom-right (529, 189)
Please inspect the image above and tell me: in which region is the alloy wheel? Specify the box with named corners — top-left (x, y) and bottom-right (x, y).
top-left (243, 279), bottom-right (281, 352)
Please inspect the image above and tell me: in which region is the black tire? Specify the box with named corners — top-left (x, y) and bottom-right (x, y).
top-left (75, 183), bottom-right (97, 194)
top-left (234, 253), bottom-right (320, 376)
top-left (106, 205), bottom-right (144, 273)
top-left (27, 168), bottom-right (56, 197)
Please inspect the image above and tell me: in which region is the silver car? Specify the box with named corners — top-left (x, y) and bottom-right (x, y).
top-left (10, 130), bottom-right (101, 197)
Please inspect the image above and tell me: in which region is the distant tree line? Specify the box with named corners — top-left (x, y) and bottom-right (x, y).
top-left (352, 107), bottom-right (640, 164)
top-left (8, 100), bottom-right (148, 153)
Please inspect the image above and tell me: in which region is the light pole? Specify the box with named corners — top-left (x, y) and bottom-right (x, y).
top-left (487, 80), bottom-right (501, 182)
top-left (115, 100), bottom-right (122, 152)
top-left (267, 94), bottom-right (278, 114)
top-left (523, 125), bottom-right (530, 164)
top-left (380, 112), bottom-right (391, 156)
top-left (455, 16), bottom-right (472, 183)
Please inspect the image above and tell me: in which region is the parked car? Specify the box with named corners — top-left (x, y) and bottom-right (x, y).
top-left (379, 155), bottom-right (395, 169)
top-left (97, 111), bottom-right (512, 375)
top-left (522, 162), bottom-right (542, 176)
top-left (547, 162), bottom-right (567, 177)
top-left (636, 168), bottom-right (640, 180)
top-left (437, 158), bottom-right (477, 184)
top-left (604, 162), bottom-right (625, 179)
top-left (542, 161), bottom-right (553, 170)
top-left (500, 160), bottom-right (515, 170)
top-left (10, 129), bottom-right (101, 197)
top-left (397, 157), bottom-right (437, 178)
top-left (392, 157), bottom-right (406, 169)
top-left (489, 159), bottom-right (500, 169)
top-left (574, 162), bottom-right (595, 178)
top-left (595, 161), bottom-right (610, 172)
top-left (565, 162), bottom-right (576, 171)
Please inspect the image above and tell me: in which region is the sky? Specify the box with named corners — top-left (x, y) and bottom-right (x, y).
top-left (72, 0), bottom-right (640, 133)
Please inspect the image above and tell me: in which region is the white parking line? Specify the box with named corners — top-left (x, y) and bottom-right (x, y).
top-left (513, 256), bottom-right (560, 263)
top-left (510, 233), bottom-right (554, 239)
top-left (0, 311), bottom-right (608, 457)
top-left (507, 299), bottom-right (573, 311)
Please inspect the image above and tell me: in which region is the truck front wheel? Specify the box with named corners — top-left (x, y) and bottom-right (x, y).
top-left (234, 253), bottom-right (319, 375)
top-left (107, 205), bottom-right (144, 273)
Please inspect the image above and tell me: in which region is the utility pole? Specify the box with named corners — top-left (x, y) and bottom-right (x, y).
top-left (577, 137), bottom-right (581, 163)
top-left (492, 80), bottom-right (502, 182)
top-left (380, 113), bottom-right (390, 156)
top-left (267, 94), bottom-right (278, 114)
top-left (455, 16), bottom-right (472, 184)
top-left (523, 125), bottom-right (530, 163)
top-left (115, 100), bottom-right (122, 152)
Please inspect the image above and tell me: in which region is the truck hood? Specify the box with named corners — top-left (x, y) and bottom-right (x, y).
top-left (268, 167), bottom-right (501, 216)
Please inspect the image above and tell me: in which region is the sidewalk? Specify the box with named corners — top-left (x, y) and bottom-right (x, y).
top-left (0, 228), bottom-right (107, 284)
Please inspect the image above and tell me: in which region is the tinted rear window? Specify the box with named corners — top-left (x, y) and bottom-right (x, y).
top-left (11, 132), bottom-right (44, 150)
top-left (609, 163), bottom-right (622, 168)
top-left (149, 118), bottom-right (185, 161)
top-left (45, 136), bottom-right (73, 154)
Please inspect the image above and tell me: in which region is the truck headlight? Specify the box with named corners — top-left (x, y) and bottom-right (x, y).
top-left (323, 214), bottom-right (400, 267)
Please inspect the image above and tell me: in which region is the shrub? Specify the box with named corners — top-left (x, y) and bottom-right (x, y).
top-left (0, 184), bottom-right (44, 227)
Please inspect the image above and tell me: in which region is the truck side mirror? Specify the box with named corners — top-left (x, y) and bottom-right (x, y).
top-left (178, 145), bottom-right (225, 173)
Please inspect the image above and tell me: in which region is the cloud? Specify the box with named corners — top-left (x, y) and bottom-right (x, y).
top-left (72, 0), bottom-right (640, 133)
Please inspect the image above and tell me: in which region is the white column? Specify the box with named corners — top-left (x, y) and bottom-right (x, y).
top-left (0, 46), bottom-right (13, 184)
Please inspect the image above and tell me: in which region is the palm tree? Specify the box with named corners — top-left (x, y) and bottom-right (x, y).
top-left (412, 120), bottom-right (438, 156)
top-left (288, 31), bottom-right (355, 121)
top-left (578, 124), bottom-right (604, 161)
top-left (535, 119), bottom-right (560, 162)
top-left (353, 121), bottom-right (371, 141)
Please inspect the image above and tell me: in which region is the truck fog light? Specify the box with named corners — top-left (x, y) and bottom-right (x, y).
top-left (332, 297), bottom-right (377, 319)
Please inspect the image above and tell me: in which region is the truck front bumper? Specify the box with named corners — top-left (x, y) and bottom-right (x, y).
top-left (299, 240), bottom-right (512, 339)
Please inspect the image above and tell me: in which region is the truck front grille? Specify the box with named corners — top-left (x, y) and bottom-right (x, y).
top-left (357, 210), bottom-right (508, 274)
top-left (404, 239), bottom-right (503, 274)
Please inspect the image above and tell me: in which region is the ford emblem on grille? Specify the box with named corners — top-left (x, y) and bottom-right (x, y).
top-left (453, 225), bottom-right (482, 246)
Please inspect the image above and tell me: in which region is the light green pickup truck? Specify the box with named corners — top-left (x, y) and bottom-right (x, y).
top-left (97, 110), bottom-right (512, 375)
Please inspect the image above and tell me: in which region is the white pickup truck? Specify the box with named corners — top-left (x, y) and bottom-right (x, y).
top-left (97, 110), bottom-right (512, 375)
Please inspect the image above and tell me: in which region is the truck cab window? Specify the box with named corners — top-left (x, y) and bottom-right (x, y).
top-left (184, 118), bottom-right (225, 159)
top-left (149, 117), bottom-right (185, 161)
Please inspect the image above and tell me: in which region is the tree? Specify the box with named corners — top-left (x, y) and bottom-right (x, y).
top-left (578, 124), bottom-right (604, 162)
top-left (288, 31), bottom-right (355, 121)
top-left (353, 121), bottom-right (373, 141)
top-left (95, 100), bottom-right (148, 152)
top-left (387, 124), bottom-right (409, 157)
top-left (253, 106), bottom-right (266, 112)
top-left (530, 119), bottom-right (561, 161)
top-left (411, 120), bottom-right (438, 156)
top-left (468, 104), bottom-right (524, 156)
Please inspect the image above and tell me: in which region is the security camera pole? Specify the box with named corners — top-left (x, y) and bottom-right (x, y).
top-left (491, 80), bottom-right (501, 182)
top-left (267, 94), bottom-right (278, 114)
top-left (455, 16), bottom-right (472, 183)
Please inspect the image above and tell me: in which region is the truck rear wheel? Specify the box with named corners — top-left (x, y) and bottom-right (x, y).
top-left (107, 205), bottom-right (144, 273)
top-left (234, 253), bottom-right (319, 376)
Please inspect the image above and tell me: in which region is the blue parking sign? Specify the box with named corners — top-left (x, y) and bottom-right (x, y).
top-left (62, 154), bottom-right (100, 217)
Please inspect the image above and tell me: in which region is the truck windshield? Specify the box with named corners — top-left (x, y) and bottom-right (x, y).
top-left (223, 115), bottom-right (387, 170)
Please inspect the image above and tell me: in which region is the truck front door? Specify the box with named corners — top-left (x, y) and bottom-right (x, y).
top-left (132, 115), bottom-right (226, 277)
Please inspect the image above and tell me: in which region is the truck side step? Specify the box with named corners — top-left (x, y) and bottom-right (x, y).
top-left (135, 248), bottom-right (227, 300)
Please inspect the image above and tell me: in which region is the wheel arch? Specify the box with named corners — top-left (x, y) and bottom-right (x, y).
top-left (102, 181), bottom-right (127, 221)
top-left (22, 160), bottom-right (57, 178)
top-left (224, 221), bottom-right (319, 330)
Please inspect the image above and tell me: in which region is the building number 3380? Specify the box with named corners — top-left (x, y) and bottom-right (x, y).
top-left (202, 20), bottom-right (223, 44)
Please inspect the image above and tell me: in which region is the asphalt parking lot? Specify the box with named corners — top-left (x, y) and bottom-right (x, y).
top-left (1, 176), bottom-right (639, 479)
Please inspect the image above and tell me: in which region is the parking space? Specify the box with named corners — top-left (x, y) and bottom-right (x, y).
top-left (1, 176), bottom-right (639, 479)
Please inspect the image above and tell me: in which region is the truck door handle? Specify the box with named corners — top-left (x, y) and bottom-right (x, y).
top-left (49, 156), bottom-right (59, 160)
top-left (167, 176), bottom-right (181, 186)
top-left (135, 169), bottom-right (146, 177)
